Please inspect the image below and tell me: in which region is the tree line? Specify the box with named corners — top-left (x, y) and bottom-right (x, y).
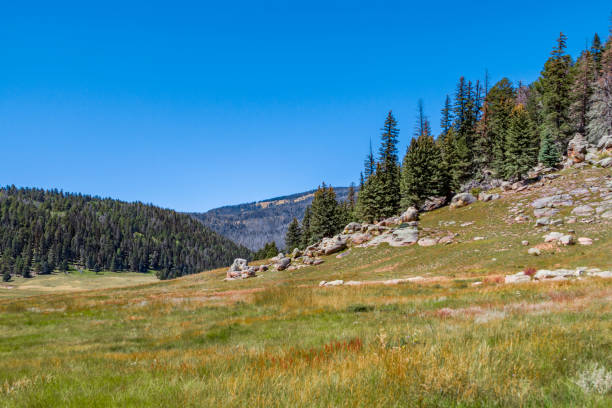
top-left (281, 29), bottom-right (611, 251)
top-left (0, 186), bottom-right (252, 281)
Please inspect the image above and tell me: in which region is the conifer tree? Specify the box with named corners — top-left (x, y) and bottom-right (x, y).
top-left (538, 132), bottom-right (561, 168)
top-left (440, 128), bottom-right (460, 193)
top-left (570, 50), bottom-right (597, 136)
top-left (591, 33), bottom-right (604, 72)
top-left (440, 95), bottom-right (453, 137)
top-left (376, 111), bottom-right (401, 218)
top-left (504, 104), bottom-right (537, 180)
top-left (347, 183), bottom-right (356, 210)
top-left (587, 36), bottom-right (612, 143)
top-left (363, 140), bottom-right (376, 180)
top-left (485, 78), bottom-right (516, 176)
top-left (538, 32), bottom-right (573, 148)
top-left (452, 77), bottom-right (478, 182)
top-left (284, 218), bottom-right (302, 252)
top-left (309, 184), bottom-right (343, 242)
top-left (300, 206), bottom-right (312, 248)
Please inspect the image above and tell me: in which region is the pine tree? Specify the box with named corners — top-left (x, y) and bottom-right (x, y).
top-left (591, 33), bottom-right (604, 72)
top-left (538, 132), bottom-right (561, 168)
top-left (363, 140), bottom-right (376, 180)
top-left (452, 77), bottom-right (478, 182)
top-left (587, 37), bottom-right (612, 143)
top-left (284, 218), bottom-right (302, 252)
top-left (485, 78), bottom-right (516, 176)
top-left (300, 206), bottom-right (312, 247)
top-left (570, 50), bottom-right (597, 136)
top-left (440, 95), bottom-right (453, 137)
top-left (504, 104), bottom-right (537, 180)
top-left (347, 183), bottom-right (356, 210)
top-left (440, 128), bottom-right (460, 193)
top-left (401, 104), bottom-right (444, 208)
top-left (376, 111), bottom-right (401, 218)
top-left (309, 184), bottom-right (343, 243)
top-left (538, 32), bottom-right (573, 149)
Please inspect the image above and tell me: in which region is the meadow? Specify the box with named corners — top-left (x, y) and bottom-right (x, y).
top-left (1, 167), bottom-right (611, 407)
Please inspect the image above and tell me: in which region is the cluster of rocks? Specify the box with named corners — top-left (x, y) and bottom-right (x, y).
top-left (505, 267), bottom-right (612, 284)
top-left (565, 133), bottom-right (612, 168)
top-left (225, 258), bottom-right (266, 280)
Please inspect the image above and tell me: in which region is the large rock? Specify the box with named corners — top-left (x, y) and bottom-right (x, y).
top-left (417, 237), bottom-right (438, 247)
top-left (276, 257), bottom-right (291, 271)
top-left (598, 157), bottom-right (612, 168)
top-left (567, 133), bottom-right (588, 163)
top-left (597, 135), bottom-right (612, 151)
top-left (478, 192), bottom-right (500, 202)
top-left (544, 231), bottom-right (564, 242)
top-left (349, 233), bottom-right (372, 245)
top-left (400, 207), bottom-right (419, 222)
top-left (226, 258), bottom-right (256, 279)
top-left (321, 236), bottom-right (347, 255)
top-left (450, 193), bottom-right (476, 209)
top-left (505, 272), bottom-right (531, 284)
top-left (531, 194), bottom-right (573, 209)
top-left (343, 222), bottom-right (362, 234)
top-left (419, 196), bottom-right (447, 212)
top-left (571, 205), bottom-right (594, 216)
top-left (533, 208), bottom-right (559, 218)
top-left (534, 269), bottom-right (580, 280)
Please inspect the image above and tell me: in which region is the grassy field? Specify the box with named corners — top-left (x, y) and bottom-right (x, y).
top-left (1, 167), bottom-right (611, 407)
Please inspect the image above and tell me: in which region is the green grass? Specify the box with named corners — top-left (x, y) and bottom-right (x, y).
top-left (1, 167), bottom-right (611, 406)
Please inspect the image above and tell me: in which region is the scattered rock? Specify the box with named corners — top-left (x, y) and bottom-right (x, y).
top-left (521, 240), bottom-right (529, 246)
top-left (534, 269), bottom-right (579, 280)
top-left (536, 217), bottom-right (551, 226)
top-left (473, 236), bottom-right (485, 241)
top-left (559, 235), bottom-right (575, 246)
top-left (400, 207), bottom-right (419, 222)
top-left (505, 272), bottom-right (531, 284)
top-left (319, 280), bottom-right (343, 287)
top-left (597, 134), bottom-right (612, 151)
top-left (417, 237), bottom-right (438, 247)
top-left (601, 210), bottom-right (612, 220)
top-left (528, 247), bottom-right (541, 256)
top-left (450, 193), bottom-right (477, 209)
top-left (478, 192), bottom-right (500, 202)
top-left (571, 205), bottom-right (595, 216)
top-left (313, 259), bottom-right (325, 265)
top-left (533, 208), bottom-right (559, 218)
top-left (578, 237), bottom-right (593, 245)
top-left (226, 258), bottom-right (257, 279)
top-left (438, 235), bottom-right (454, 245)
top-left (419, 196), bottom-right (447, 212)
top-left (276, 257), bottom-right (291, 271)
top-left (349, 233), bottom-right (372, 245)
top-left (598, 157), bottom-right (612, 168)
top-left (544, 232), bottom-right (564, 242)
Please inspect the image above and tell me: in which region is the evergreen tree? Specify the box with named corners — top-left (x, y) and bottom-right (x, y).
top-left (440, 128), bottom-right (460, 193)
top-left (485, 78), bottom-right (516, 176)
top-left (308, 184), bottom-right (343, 242)
top-left (347, 183), bottom-right (356, 210)
top-left (401, 104), bottom-right (444, 208)
top-left (300, 206), bottom-right (312, 248)
top-left (356, 164), bottom-right (385, 223)
top-left (452, 77), bottom-right (478, 182)
top-left (591, 33), bottom-right (604, 72)
top-left (538, 32), bottom-right (573, 149)
top-left (587, 37), bottom-right (612, 143)
top-left (570, 50), bottom-right (597, 136)
top-left (363, 140), bottom-right (376, 180)
top-left (503, 104), bottom-right (537, 180)
top-left (376, 111), bottom-right (401, 218)
top-left (284, 218), bottom-right (302, 252)
top-left (538, 132), bottom-right (561, 168)
top-left (440, 95), bottom-right (453, 137)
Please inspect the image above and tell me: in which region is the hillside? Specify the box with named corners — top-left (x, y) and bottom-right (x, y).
top-left (0, 186), bottom-right (252, 280)
top-left (1, 165), bottom-right (611, 406)
top-left (191, 187), bottom-right (352, 250)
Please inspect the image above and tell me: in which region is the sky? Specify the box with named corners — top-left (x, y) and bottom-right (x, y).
top-left (1, 1), bottom-right (609, 212)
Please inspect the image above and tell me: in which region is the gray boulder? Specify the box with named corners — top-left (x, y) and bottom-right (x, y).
top-left (597, 135), bottom-right (612, 150)
top-left (571, 205), bottom-right (594, 216)
top-left (598, 157), bottom-right (612, 168)
top-left (567, 133), bottom-right (588, 163)
top-left (419, 196), bottom-right (447, 212)
top-left (400, 207), bottom-right (419, 222)
top-left (276, 257), bottom-right (291, 271)
top-left (226, 258), bottom-right (256, 279)
top-left (450, 193), bottom-right (476, 209)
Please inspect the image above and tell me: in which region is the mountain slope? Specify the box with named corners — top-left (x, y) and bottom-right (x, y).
top-left (191, 187), bottom-right (351, 250)
top-left (0, 186), bottom-right (252, 279)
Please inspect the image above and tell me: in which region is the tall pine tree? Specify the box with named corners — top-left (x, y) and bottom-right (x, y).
top-left (504, 104), bottom-right (538, 180)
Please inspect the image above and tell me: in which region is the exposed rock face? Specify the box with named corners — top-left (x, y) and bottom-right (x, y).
top-left (400, 207), bottom-right (419, 222)
top-left (531, 194), bottom-right (573, 209)
top-left (419, 196), bottom-right (447, 212)
top-left (567, 133), bottom-right (589, 163)
top-left (226, 258), bottom-right (257, 279)
top-left (343, 222), bottom-right (362, 234)
top-left (350, 233), bottom-right (372, 245)
top-left (450, 193), bottom-right (476, 209)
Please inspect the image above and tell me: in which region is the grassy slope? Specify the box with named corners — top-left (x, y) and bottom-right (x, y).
top-left (0, 167), bottom-right (611, 407)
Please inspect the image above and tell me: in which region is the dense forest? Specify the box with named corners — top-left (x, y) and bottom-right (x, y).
top-left (0, 187), bottom-right (251, 281)
top-left (283, 29), bottom-right (611, 251)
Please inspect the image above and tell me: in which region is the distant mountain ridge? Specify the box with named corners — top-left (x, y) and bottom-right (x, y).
top-left (191, 187), bottom-right (351, 251)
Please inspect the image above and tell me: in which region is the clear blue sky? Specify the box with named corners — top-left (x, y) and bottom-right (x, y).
top-left (1, 1), bottom-right (609, 212)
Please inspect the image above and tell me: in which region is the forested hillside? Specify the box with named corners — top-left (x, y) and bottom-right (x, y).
top-left (191, 187), bottom-right (352, 250)
top-left (0, 186), bottom-right (251, 280)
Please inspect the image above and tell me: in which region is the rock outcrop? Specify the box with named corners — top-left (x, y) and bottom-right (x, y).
top-left (450, 193), bottom-right (476, 209)
top-left (226, 258), bottom-right (257, 279)
top-left (567, 133), bottom-right (588, 163)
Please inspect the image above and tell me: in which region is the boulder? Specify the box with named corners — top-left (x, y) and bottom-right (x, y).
top-left (578, 237), bottom-right (593, 245)
top-left (450, 193), bottom-right (476, 209)
top-left (478, 192), bottom-right (500, 202)
top-left (598, 157), bottom-right (612, 168)
top-left (601, 210), bottom-right (612, 220)
top-left (291, 248), bottom-right (302, 258)
top-left (417, 237), bottom-right (438, 247)
top-left (571, 205), bottom-right (594, 216)
top-left (544, 232), bottom-right (564, 242)
top-left (378, 216), bottom-right (401, 227)
top-left (319, 280), bottom-right (343, 287)
top-left (419, 196), bottom-right (447, 212)
top-left (597, 134), bottom-right (612, 151)
top-left (528, 247), bottom-right (541, 256)
top-left (521, 240), bottom-right (529, 246)
top-left (349, 233), bottom-right (372, 245)
top-left (559, 235), bottom-right (575, 246)
top-left (276, 257), bottom-right (291, 271)
top-left (535, 217), bottom-right (551, 226)
top-left (313, 259), bottom-right (325, 265)
top-left (567, 133), bottom-right (588, 163)
top-left (531, 194), bottom-right (573, 209)
top-left (322, 237), bottom-right (347, 255)
top-left (226, 258), bottom-right (256, 279)
top-left (534, 269), bottom-right (579, 280)
top-left (533, 208), bottom-right (559, 217)
top-left (400, 207), bottom-right (419, 222)
top-left (343, 222), bottom-right (363, 234)
top-left (438, 235), bottom-right (454, 245)
top-left (505, 272), bottom-right (531, 284)
top-left (390, 227), bottom-right (419, 246)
